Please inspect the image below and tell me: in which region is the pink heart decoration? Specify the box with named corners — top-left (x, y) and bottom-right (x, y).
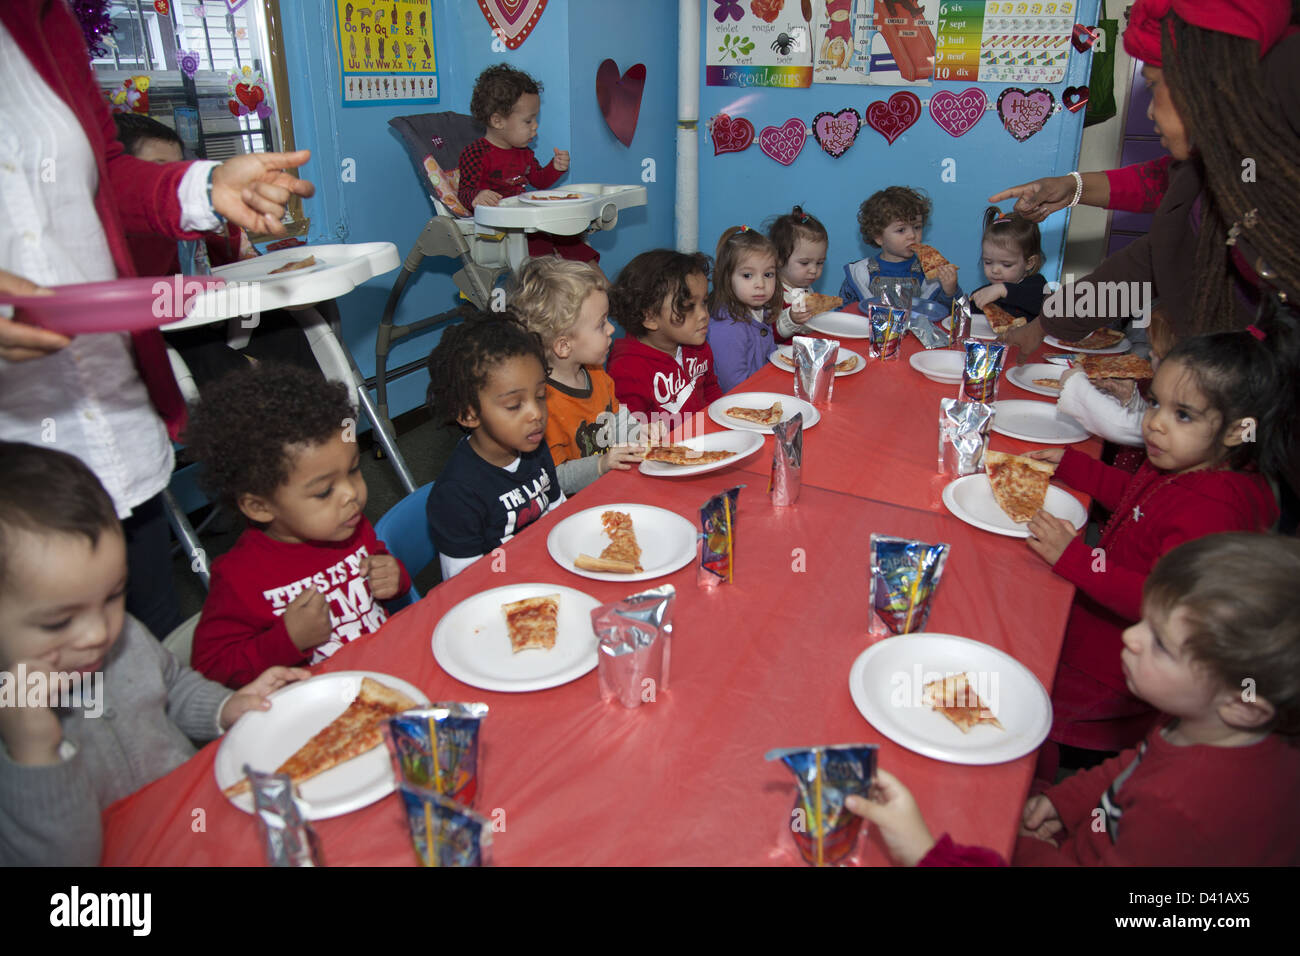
top-left (996, 87), bottom-right (1055, 142)
top-left (811, 108), bottom-right (861, 158)
top-left (759, 118), bottom-right (807, 166)
top-left (865, 91), bottom-right (921, 145)
top-left (928, 87), bottom-right (987, 138)
top-left (477, 0), bottom-right (548, 49)
top-left (1071, 24), bottom-right (1099, 53)
top-left (1062, 85), bottom-right (1089, 113)
top-left (595, 59), bottom-right (645, 148)
top-left (712, 113), bottom-right (755, 155)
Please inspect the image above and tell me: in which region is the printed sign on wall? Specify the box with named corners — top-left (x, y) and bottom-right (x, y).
top-left (337, 0), bottom-right (439, 106)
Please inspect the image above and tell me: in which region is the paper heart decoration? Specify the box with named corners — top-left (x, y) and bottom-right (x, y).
top-left (712, 113), bottom-right (755, 155)
top-left (235, 83), bottom-right (264, 110)
top-left (1063, 86), bottom-right (1089, 113)
top-left (1071, 24), bottom-right (1099, 53)
top-left (477, 0), bottom-right (548, 49)
top-left (928, 87), bottom-right (987, 137)
top-left (811, 108), bottom-right (861, 158)
top-left (996, 87), bottom-right (1055, 142)
top-left (865, 91), bottom-right (921, 145)
top-left (759, 118), bottom-right (807, 166)
top-left (595, 60), bottom-right (645, 148)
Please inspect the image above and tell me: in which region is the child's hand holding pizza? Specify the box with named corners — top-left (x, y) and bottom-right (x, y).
top-left (220, 666), bottom-right (312, 729)
top-left (598, 443), bottom-right (647, 476)
top-left (1024, 448), bottom-right (1065, 466)
top-left (1025, 509), bottom-right (1078, 565)
top-left (283, 587), bottom-right (332, 651)
top-left (552, 148), bottom-right (571, 173)
top-left (361, 553), bottom-right (403, 601)
top-left (0, 658), bottom-right (63, 765)
top-left (971, 284), bottom-right (1007, 310)
top-left (845, 768), bottom-right (937, 866)
top-left (936, 262), bottom-right (959, 296)
top-left (1019, 794), bottom-right (1064, 843)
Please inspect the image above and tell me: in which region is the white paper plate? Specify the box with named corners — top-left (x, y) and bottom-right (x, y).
top-left (992, 399), bottom-right (1089, 444)
top-left (518, 190), bottom-right (594, 205)
top-left (941, 312), bottom-right (997, 340)
top-left (768, 345), bottom-right (866, 377)
top-left (638, 430), bottom-right (764, 478)
top-left (1044, 333), bottom-right (1131, 355)
top-left (804, 310), bottom-right (872, 339)
top-left (547, 503), bottom-right (697, 581)
top-left (707, 391), bottom-right (821, 433)
top-left (941, 473), bottom-right (1088, 537)
top-left (908, 349), bottom-right (965, 384)
top-left (431, 583), bottom-right (600, 692)
top-left (1005, 363), bottom-right (1067, 398)
top-left (214, 670), bottom-right (429, 820)
top-left (848, 634), bottom-right (1052, 765)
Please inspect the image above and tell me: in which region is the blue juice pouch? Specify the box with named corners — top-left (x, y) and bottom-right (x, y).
top-left (697, 485), bottom-right (744, 588)
top-left (398, 784), bottom-right (492, 867)
top-left (868, 533), bottom-right (950, 636)
top-left (385, 703), bottom-right (488, 806)
top-left (960, 340), bottom-right (1007, 403)
top-left (765, 744), bottom-right (878, 866)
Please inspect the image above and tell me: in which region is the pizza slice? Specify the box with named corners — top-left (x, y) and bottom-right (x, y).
top-left (984, 449), bottom-right (1056, 524)
top-left (501, 593), bottom-right (560, 652)
top-left (1032, 377), bottom-right (1064, 391)
top-left (1057, 327), bottom-right (1125, 350)
top-left (268, 255), bottom-right (317, 275)
top-left (575, 510), bottom-right (643, 573)
top-left (980, 300), bottom-right (1026, 334)
top-left (222, 677), bottom-right (420, 798)
top-left (909, 243), bottom-right (952, 280)
top-left (803, 291), bottom-right (843, 316)
top-left (725, 401), bottom-right (784, 426)
top-left (1080, 354), bottom-right (1153, 381)
top-left (922, 673), bottom-right (1003, 733)
top-left (643, 444), bottom-right (735, 465)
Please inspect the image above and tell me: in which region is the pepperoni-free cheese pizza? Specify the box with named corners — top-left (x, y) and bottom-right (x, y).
top-left (725, 401), bottom-right (784, 426)
top-left (502, 594), bottom-right (560, 652)
top-left (922, 673), bottom-right (1003, 733)
top-left (575, 511), bottom-right (644, 574)
top-left (984, 449), bottom-right (1056, 524)
top-left (909, 243), bottom-right (952, 280)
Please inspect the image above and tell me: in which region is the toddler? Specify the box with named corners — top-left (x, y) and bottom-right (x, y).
top-left (970, 207), bottom-right (1047, 320)
top-left (840, 186), bottom-right (959, 308)
top-left (768, 205), bottom-right (829, 341)
top-left (706, 226), bottom-right (782, 392)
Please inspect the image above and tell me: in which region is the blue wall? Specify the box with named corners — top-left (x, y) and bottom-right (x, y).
top-left (279, 0), bottom-right (678, 421)
top-left (697, 1), bottom-right (1100, 295)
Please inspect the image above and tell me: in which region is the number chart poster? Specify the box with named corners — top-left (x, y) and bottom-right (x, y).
top-left (705, 0), bottom-right (814, 89)
top-left (337, 0), bottom-right (438, 106)
top-left (935, 0), bottom-right (1075, 84)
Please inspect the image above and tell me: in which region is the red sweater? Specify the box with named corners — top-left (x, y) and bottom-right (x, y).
top-left (456, 138), bottom-right (562, 209)
top-left (606, 336), bottom-right (723, 426)
top-left (191, 522), bottom-right (409, 688)
top-left (2, 0), bottom-right (197, 439)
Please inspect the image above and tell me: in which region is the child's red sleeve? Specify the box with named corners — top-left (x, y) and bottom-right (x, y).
top-left (1053, 447), bottom-right (1133, 512)
top-left (363, 524), bottom-right (411, 596)
top-left (191, 565), bottom-right (309, 689)
top-left (608, 352), bottom-right (654, 417)
top-left (699, 345), bottom-right (723, 405)
top-left (917, 834), bottom-right (1007, 866)
top-left (457, 139), bottom-right (488, 210)
top-left (525, 150), bottom-right (563, 190)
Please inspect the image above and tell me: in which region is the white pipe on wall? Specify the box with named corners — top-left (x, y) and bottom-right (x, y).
top-left (676, 0), bottom-right (700, 252)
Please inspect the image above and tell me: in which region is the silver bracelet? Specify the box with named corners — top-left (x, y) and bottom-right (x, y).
top-left (1067, 170), bottom-right (1084, 208)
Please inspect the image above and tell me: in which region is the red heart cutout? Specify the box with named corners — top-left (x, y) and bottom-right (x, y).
top-left (235, 83), bottom-right (264, 110)
top-left (595, 59), bottom-right (646, 148)
top-left (712, 113), bottom-right (754, 155)
top-left (1071, 24), bottom-right (1098, 53)
top-left (865, 91), bottom-right (921, 145)
top-left (228, 100), bottom-right (242, 116)
top-left (1063, 86), bottom-right (1089, 113)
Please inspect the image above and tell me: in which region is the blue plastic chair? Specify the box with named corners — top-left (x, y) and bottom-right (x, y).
top-left (374, 481), bottom-right (437, 609)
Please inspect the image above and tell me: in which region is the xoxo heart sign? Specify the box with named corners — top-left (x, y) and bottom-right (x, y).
top-left (865, 91), bottom-right (921, 145)
top-left (811, 108), bottom-right (861, 158)
top-left (712, 113), bottom-right (755, 155)
top-left (996, 87), bottom-right (1055, 142)
top-left (759, 118), bottom-right (808, 166)
top-left (928, 87), bottom-right (987, 138)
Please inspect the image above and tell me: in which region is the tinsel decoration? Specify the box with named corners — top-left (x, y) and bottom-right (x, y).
top-left (71, 0), bottom-right (118, 59)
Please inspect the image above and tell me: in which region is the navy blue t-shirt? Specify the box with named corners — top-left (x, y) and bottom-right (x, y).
top-left (427, 437), bottom-right (562, 560)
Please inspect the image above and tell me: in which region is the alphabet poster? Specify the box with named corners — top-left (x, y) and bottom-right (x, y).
top-left (336, 0), bottom-right (439, 106)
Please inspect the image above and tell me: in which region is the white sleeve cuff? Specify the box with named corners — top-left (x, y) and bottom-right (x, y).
top-left (179, 160), bottom-right (224, 232)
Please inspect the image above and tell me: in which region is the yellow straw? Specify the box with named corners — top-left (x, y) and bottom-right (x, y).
top-left (424, 801), bottom-right (434, 866)
top-left (814, 750), bottom-right (824, 867)
top-left (431, 717), bottom-right (443, 795)
top-left (902, 559), bottom-right (925, 633)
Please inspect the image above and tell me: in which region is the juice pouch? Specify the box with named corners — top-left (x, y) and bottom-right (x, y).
top-left (868, 304), bottom-right (907, 360)
top-left (960, 340), bottom-right (1007, 403)
top-left (765, 744), bottom-right (878, 866)
top-left (698, 485), bottom-right (744, 588)
top-left (398, 784), bottom-right (492, 867)
top-left (868, 533), bottom-right (950, 636)
top-left (385, 703), bottom-right (488, 807)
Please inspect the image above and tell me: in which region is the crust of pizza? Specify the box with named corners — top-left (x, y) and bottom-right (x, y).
top-left (222, 676), bottom-right (420, 799)
top-left (643, 444), bottom-right (734, 465)
top-left (984, 449), bottom-right (1056, 524)
top-left (1080, 354), bottom-right (1153, 380)
top-left (1032, 378), bottom-right (1064, 390)
top-left (576, 511), bottom-right (643, 573)
top-left (803, 292), bottom-right (843, 315)
top-left (268, 255), bottom-right (317, 275)
top-left (981, 301), bottom-right (1026, 334)
top-left (909, 243), bottom-right (951, 279)
top-left (1058, 327), bottom-right (1125, 350)
top-left (922, 674), bottom-right (1003, 733)
top-left (725, 401), bottom-right (783, 425)
top-left (502, 594), bottom-right (560, 652)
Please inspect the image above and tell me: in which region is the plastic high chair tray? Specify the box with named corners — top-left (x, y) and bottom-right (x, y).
top-left (472, 183), bottom-right (647, 236)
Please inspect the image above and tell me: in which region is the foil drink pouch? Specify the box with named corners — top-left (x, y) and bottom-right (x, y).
top-left (868, 533), bottom-right (950, 636)
top-left (908, 307), bottom-right (950, 350)
top-left (950, 294), bottom-right (973, 346)
top-left (398, 784), bottom-right (492, 867)
top-left (592, 584), bottom-right (675, 708)
top-left (869, 276), bottom-right (916, 316)
top-left (868, 304), bottom-right (906, 360)
top-left (938, 398), bottom-right (994, 477)
top-left (792, 335), bottom-right (837, 405)
top-left (247, 767), bottom-right (322, 866)
top-left (697, 485), bottom-right (744, 589)
top-left (385, 704), bottom-right (488, 807)
top-left (960, 340), bottom-right (1007, 404)
top-left (768, 412), bottom-right (803, 507)
top-left (765, 744), bottom-right (878, 866)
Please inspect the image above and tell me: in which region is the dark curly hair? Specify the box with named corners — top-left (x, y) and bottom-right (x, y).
top-left (183, 363), bottom-right (355, 513)
top-left (426, 311), bottom-right (548, 429)
top-left (857, 186), bottom-right (931, 246)
top-left (608, 249), bottom-right (711, 338)
top-left (469, 63), bottom-right (541, 125)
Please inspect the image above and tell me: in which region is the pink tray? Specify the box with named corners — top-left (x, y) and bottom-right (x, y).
top-left (1, 275), bottom-right (224, 335)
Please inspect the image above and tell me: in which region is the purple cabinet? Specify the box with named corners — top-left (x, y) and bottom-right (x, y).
top-left (1105, 62), bottom-right (1165, 257)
